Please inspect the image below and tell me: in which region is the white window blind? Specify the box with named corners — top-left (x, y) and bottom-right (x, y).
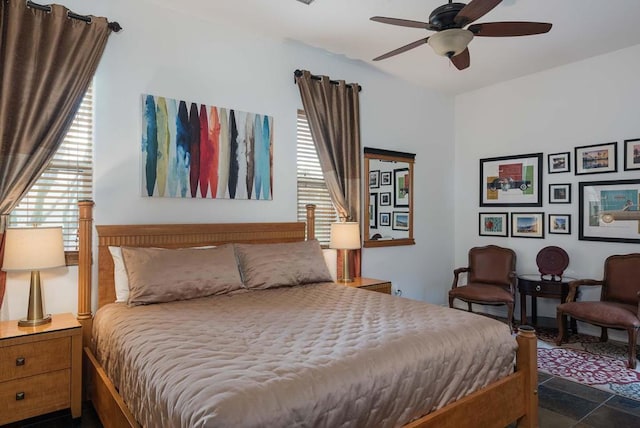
top-left (9, 85), bottom-right (94, 251)
top-left (296, 109), bottom-right (338, 245)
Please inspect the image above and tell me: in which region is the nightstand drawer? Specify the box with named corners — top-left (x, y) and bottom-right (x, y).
top-left (0, 369), bottom-right (70, 425)
top-left (361, 282), bottom-right (392, 294)
top-left (0, 337), bottom-right (70, 382)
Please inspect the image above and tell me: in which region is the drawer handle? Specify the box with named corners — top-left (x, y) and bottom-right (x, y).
top-left (535, 285), bottom-right (541, 292)
top-left (16, 357), bottom-right (25, 366)
top-left (16, 392), bottom-right (25, 401)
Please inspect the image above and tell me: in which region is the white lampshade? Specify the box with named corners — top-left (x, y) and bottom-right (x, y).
top-left (2, 227), bottom-right (66, 271)
top-left (329, 222), bottom-right (361, 250)
top-left (428, 29), bottom-right (474, 57)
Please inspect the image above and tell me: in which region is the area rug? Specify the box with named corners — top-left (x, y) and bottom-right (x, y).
top-left (536, 328), bottom-right (640, 400)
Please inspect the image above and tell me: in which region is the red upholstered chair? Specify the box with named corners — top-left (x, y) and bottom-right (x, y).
top-left (449, 245), bottom-right (517, 330)
top-left (556, 253), bottom-right (640, 369)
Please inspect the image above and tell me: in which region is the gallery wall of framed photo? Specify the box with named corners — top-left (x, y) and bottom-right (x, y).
top-left (478, 138), bottom-right (640, 242)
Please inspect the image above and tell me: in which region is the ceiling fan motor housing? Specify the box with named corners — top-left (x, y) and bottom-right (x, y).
top-left (429, 2), bottom-right (466, 29)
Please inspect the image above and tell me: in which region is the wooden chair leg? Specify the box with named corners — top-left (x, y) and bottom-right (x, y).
top-left (600, 327), bottom-right (608, 343)
top-left (448, 295), bottom-right (455, 309)
top-left (556, 310), bottom-right (566, 346)
top-left (628, 328), bottom-right (639, 369)
top-left (467, 302), bottom-right (472, 312)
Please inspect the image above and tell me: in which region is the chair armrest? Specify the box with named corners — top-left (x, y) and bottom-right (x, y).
top-left (452, 267), bottom-right (470, 289)
top-left (566, 279), bottom-right (603, 302)
top-left (509, 271), bottom-right (517, 296)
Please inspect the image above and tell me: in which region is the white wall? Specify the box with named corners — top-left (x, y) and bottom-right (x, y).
top-left (454, 44), bottom-right (640, 334)
top-left (1, 0), bottom-right (455, 320)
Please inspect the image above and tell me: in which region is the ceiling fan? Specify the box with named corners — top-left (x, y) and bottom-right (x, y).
top-left (370, 0), bottom-right (552, 70)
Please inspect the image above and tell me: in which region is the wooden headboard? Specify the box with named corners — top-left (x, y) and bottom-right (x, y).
top-left (76, 202), bottom-right (316, 346)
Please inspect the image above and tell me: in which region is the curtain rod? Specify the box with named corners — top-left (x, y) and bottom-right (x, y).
top-left (294, 69), bottom-right (362, 92)
top-left (26, 1), bottom-right (123, 32)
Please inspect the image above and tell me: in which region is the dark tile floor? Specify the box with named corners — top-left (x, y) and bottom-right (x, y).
top-left (4, 374), bottom-right (640, 427)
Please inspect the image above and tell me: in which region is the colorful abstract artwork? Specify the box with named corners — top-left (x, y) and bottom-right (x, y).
top-left (141, 94), bottom-right (273, 199)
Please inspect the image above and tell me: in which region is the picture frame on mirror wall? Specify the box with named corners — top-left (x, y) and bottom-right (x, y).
top-left (574, 142), bottom-right (617, 175)
top-left (393, 168), bottom-right (410, 207)
top-left (380, 171), bottom-right (392, 186)
top-left (369, 193), bottom-right (378, 229)
top-left (549, 183), bottom-right (571, 204)
top-left (380, 192), bottom-right (391, 206)
top-left (369, 170), bottom-right (380, 188)
top-left (510, 212), bottom-right (545, 239)
top-left (624, 138), bottom-right (640, 171)
top-left (392, 211), bottom-right (409, 231)
top-left (478, 212), bottom-right (508, 237)
top-left (549, 214), bottom-right (571, 235)
top-left (479, 153), bottom-right (543, 207)
top-left (548, 152), bottom-right (570, 174)
top-left (379, 212), bottom-right (391, 227)
top-left (579, 179), bottom-right (640, 244)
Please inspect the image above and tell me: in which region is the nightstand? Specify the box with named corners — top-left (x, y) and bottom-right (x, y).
top-left (344, 277), bottom-right (392, 294)
top-left (0, 313), bottom-right (82, 425)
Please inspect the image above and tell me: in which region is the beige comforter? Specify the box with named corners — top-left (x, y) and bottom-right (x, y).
top-left (93, 282), bottom-right (517, 428)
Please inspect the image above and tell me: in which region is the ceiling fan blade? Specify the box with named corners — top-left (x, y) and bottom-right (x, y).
top-left (454, 0), bottom-right (502, 26)
top-left (372, 38), bottom-right (429, 61)
top-left (469, 22), bottom-right (552, 37)
top-left (450, 48), bottom-right (470, 70)
top-left (370, 16), bottom-right (437, 31)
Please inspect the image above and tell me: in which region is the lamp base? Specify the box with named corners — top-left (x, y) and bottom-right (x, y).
top-left (18, 314), bottom-right (51, 327)
top-left (338, 249), bottom-right (354, 282)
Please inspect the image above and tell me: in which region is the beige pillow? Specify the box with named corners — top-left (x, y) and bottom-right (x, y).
top-left (122, 244), bottom-right (243, 305)
top-left (235, 240), bottom-right (333, 289)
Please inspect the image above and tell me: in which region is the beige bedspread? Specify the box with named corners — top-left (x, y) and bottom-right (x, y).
top-left (93, 282), bottom-right (517, 428)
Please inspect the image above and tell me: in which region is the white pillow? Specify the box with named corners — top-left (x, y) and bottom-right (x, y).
top-left (109, 246), bottom-right (130, 303)
top-left (322, 248), bottom-right (337, 282)
top-left (109, 245), bottom-right (217, 303)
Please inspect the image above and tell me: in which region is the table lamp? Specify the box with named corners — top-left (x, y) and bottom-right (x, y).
top-left (2, 227), bottom-right (65, 326)
top-left (329, 222), bottom-right (361, 283)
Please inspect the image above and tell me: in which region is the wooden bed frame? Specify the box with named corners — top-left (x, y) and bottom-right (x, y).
top-left (76, 201), bottom-right (538, 428)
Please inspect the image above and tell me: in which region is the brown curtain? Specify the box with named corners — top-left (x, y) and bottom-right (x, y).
top-left (295, 70), bottom-right (362, 277)
top-left (0, 1), bottom-right (117, 309)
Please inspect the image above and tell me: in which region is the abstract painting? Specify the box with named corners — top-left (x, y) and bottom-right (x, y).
top-left (141, 94), bottom-right (273, 199)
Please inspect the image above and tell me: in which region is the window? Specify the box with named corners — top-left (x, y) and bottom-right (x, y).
top-left (296, 110), bottom-right (338, 245)
top-left (9, 84), bottom-right (94, 253)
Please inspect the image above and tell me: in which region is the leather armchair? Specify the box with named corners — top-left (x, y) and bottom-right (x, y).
top-left (449, 245), bottom-right (517, 330)
top-left (556, 253), bottom-right (640, 369)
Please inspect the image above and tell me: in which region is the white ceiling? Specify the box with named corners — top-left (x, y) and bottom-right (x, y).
top-left (147, 0), bottom-right (640, 95)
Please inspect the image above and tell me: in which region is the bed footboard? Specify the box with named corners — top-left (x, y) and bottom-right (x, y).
top-left (85, 347), bottom-right (138, 428)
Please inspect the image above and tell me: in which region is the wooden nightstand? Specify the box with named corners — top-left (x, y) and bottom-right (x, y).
top-left (0, 313), bottom-right (82, 425)
top-left (344, 277), bottom-right (392, 294)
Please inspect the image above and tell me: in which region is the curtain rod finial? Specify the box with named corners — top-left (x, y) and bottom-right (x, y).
top-left (108, 21), bottom-right (122, 32)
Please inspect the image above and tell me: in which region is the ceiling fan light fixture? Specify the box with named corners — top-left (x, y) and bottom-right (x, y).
top-left (427, 29), bottom-right (474, 57)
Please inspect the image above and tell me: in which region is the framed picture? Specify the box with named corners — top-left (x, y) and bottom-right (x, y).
top-left (380, 212), bottom-right (391, 227)
top-left (579, 179), bottom-right (640, 244)
top-left (510, 212), bottom-right (544, 238)
top-left (380, 192), bottom-right (391, 206)
top-left (624, 138), bottom-right (640, 171)
top-left (369, 193), bottom-right (378, 229)
top-left (369, 170), bottom-right (380, 188)
top-left (392, 211), bottom-right (409, 231)
top-left (380, 171), bottom-right (392, 186)
top-left (478, 212), bottom-right (508, 237)
top-left (549, 183), bottom-right (571, 204)
top-left (548, 152), bottom-right (570, 174)
top-left (479, 153), bottom-right (542, 207)
top-left (574, 142), bottom-right (617, 175)
top-left (549, 214), bottom-right (571, 235)
top-left (393, 168), bottom-right (410, 207)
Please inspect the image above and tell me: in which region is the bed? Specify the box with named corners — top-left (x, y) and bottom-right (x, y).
top-left (76, 201), bottom-right (538, 427)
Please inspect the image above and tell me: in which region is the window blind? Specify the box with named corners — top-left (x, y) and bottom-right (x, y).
top-left (9, 85), bottom-right (94, 251)
top-left (296, 110), bottom-right (338, 245)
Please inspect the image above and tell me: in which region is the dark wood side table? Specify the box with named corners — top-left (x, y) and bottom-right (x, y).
top-left (518, 274), bottom-right (577, 331)
top-left (344, 277), bottom-right (392, 294)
